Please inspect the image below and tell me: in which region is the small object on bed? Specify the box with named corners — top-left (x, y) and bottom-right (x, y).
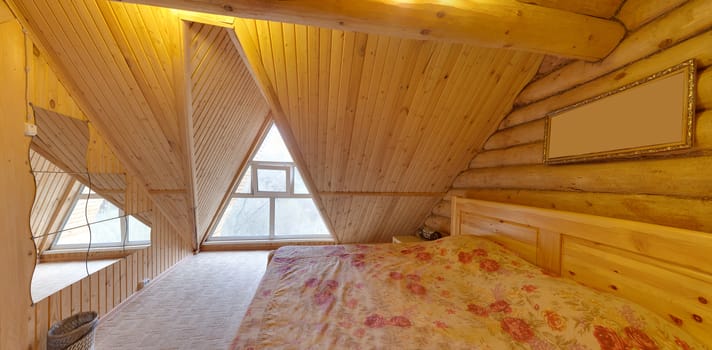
top-left (230, 236), bottom-right (706, 349)
top-left (417, 226), bottom-right (442, 241)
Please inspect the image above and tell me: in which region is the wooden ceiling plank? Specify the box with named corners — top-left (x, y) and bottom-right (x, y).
top-left (331, 30), bottom-right (362, 192)
top-left (351, 35), bottom-right (402, 191)
top-left (232, 19), bottom-right (339, 241)
top-left (114, 0), bottom-right (624, 61)
top-left (384, 42), bottom-right (463, 191)
top-left (305, 25), bottom-right (320, 167)
top-left (315, 26), bottom-right (332, 190)
top-left (322, 28), bottom-right (345, 191)
top-left (364, 40), bottom-right (428, 192)
top-left (355, 37), bottom-right (413, 191)
top-left (282, 23), bottom-right (300, 138)
top-left (97, 2), bottom-right (186, 177)
top-left (295, 24), bottom-right (309, 153)
top-left (56, 1), bottom-right (179, 187)
top-left (342, 34), bottom-right (380, 190)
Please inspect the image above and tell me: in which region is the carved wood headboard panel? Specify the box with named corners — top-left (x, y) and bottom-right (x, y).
top-left (450, 197), bottom-right (712, 344)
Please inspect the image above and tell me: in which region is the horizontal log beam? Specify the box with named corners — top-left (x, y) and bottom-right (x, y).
top-left (484, 119), bottom-right (545, 150)
top-left (453, 155), bottom-right (712, 198)
top-left (114, 0), bottom-right (624, 61)
top-left (502, 28), bottom-right (712, 129)
top-left (470, 142), bottom-right (543, 168)
top-left (445, 188), bottom-right (712, 234)
top-left (319, 191), bottom-right (445, 197)
top-left (424, 215), bottom-right (450, 234)
top-left (515, 0), bottom-right (712, 106)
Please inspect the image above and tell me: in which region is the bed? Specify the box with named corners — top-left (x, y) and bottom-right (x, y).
top-left (231, 198), bottom-right (711, 349)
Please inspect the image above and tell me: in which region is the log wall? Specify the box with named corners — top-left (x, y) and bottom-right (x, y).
top-left (426, 0), bottom-right (712, 235)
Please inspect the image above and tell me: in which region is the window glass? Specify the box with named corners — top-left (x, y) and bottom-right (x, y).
top-left (275, 198), bottom-right (330, 236)
top-left (128, 216), bottom-right (151, 243)
top-left (56, 198), bottom-right (121, 245)
top-left (212, 198), bottom-right (270, 237)
top-left (235, 166), bottom-right (252, 194)
top-left (257, 168), bottom-right (287, 192)
top-left (208, 123), bottom-right (332, 241)
top-left (253, 125), bottom-right (293, 162)
top-left (293, 168), bottom-right (309, 194)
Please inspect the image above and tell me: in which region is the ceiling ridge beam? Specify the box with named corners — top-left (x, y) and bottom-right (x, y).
top-left (112, 0), bottom-right (625, 61)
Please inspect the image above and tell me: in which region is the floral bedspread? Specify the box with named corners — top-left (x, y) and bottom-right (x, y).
top-left (231, 236), bottom-right (705, 349)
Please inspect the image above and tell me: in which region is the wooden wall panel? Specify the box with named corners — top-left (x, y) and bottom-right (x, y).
top-left (189, 23), bottom-right (270, 242)
top-left (0, 19), bottom-right (36, 350)
top-left (235, 19), bottom-right (542, 242)
top-left (427, 2), bottom-right (712, 240)
top-left (31, 107), bottom-right (89, 173)
top-left (29, 150), bottom-right (78, 254)
top-left (321, 195), bottom-right (440, 243)
top-left (11, 0), bottom-right (196, 246)
top-left (27, 210), bottom-right (191, 350)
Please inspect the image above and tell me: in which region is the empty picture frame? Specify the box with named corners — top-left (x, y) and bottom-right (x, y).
top-left (544, 59), bottom-right (695, 165)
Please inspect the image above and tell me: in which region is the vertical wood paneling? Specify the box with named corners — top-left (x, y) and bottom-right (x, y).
top-left (0, 19), bottom-right (35, 350)
top-left (189, 23), bottom-right (270, 241)
top-left (12, 0), bottom-right (196, 246)
top-left (235, 19), bottom-right (542, 242)
top-left (25, 209), bottom-right (191, 348)
top-left (29, 150), bottom-right (77, 253)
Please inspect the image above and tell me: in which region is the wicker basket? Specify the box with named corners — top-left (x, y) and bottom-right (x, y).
top-left (47, 312), bottom-right (98, 350)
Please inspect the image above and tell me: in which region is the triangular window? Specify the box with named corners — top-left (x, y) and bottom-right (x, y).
top-left (209, 124), bottom-right (332, 240)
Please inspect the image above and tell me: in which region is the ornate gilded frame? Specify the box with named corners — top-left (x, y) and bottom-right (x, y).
top-left (543, 59), bottom-right (696, 165)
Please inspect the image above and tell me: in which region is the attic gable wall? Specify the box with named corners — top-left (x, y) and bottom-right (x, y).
top-left (189, 22), bottom-right (271, 241)
top-left (427, 0), bottom-right (712, 235)
top-left (234, 19), bottom-right (542, 242)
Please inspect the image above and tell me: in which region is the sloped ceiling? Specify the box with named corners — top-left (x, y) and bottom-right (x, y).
top-left (189, 22), bottom-right (271, 240)
top-left (9, 0), bottom-right (622, 244)
top-left (10, 0), bottom-right (197, 246)
top-left (234, 19), bottom-right (543, 242)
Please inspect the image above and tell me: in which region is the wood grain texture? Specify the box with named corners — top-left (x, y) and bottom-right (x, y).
top-left (321, 195), bottom-right (440, 243)
top-left (451, 198), bottom-right (712, 344)
top-left (430, 4), bottom-right (712, 288)
top-left (10, 0), bottom-right (197, 247)
top-left (518, 0), bottom-right (624, 18)
top-left (28, 208), bottom-right (192, 350)
top-left (29, 151), bottom-right (77, 254)
top-left (0, 19), bottom-right (36, 350)
top-left (189, 23), bottom-right (270, 243)
top-left (515, 0), bottom-right (712, 107)
top-left (505, 26), bottom-right (712, 129)
top-left (616, 0), bottom-right (688, 31)
top-left (235, 19), bottom-right (542, 242)
top-left (116, 0), bottom-right (624, 61)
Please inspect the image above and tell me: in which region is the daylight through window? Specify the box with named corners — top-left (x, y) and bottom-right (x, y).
top-left (53, 186), bottom-right (151, 249)
top-left (210, 124), bottom-right (331, 240)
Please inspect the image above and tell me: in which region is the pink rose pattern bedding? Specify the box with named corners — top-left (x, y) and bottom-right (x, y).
top-left (231, 236), bottom-right (705, 349)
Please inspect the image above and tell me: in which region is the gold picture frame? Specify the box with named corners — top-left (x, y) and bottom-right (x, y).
top-left (544, 59), bottom-right (696, 165)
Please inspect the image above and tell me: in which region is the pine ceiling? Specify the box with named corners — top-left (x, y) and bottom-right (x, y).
top-left (8, 0), bottom-right (625, 245)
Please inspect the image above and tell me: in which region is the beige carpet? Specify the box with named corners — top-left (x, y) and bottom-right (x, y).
top-left (95, 251), bottom-right (268, 350)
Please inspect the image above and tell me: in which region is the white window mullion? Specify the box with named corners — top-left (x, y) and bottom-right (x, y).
top-left (269, 197), bottom-right (275, 239)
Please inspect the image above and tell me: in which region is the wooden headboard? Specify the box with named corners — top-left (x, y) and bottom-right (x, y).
top-left (450, 197), bottom-right (712, 344)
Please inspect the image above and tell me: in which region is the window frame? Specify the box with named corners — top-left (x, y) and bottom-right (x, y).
top-left (208, 124), bottom-right (332, 241)
top-left (51, 186), bottom-right (151, 250)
